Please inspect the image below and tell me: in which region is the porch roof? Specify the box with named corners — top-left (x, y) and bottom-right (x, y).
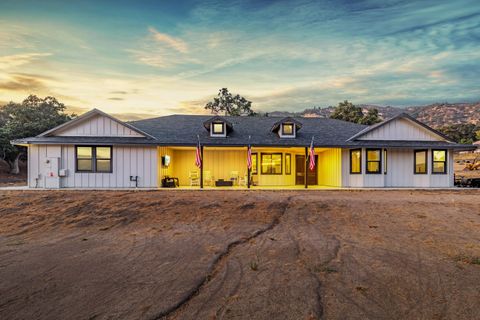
top-left (12, 136), bottom-right (474, 150)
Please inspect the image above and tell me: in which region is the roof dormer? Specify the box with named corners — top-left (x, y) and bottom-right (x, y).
top-left (271, 117), bottom-right (302, 138)
top-left (203, 116), bottom-right (233, 137)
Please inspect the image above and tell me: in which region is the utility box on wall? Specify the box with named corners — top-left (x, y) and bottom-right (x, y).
top-left (44, 157), bottom-right (60, 189)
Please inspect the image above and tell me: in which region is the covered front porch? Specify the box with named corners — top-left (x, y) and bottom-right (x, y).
top-left (157, 146), bottom-right (342, 188)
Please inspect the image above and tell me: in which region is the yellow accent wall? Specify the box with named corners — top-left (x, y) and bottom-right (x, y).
top-left (171, 149), bottom-right (197, 186)
top-left (253, 147), bottom-right (298, 186)
top-left (157, 146), bottom-right (175, 186)
top-left (317, 148), bottom-right (342, 187)
top-left (203, 149), bottom-right (248, 185)
top-left (157, 146), bottom-right (342, 187)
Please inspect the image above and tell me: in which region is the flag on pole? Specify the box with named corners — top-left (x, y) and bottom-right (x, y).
top-left (309, 136), bottom-right (315, 171)
top-left (195, 135), bottom-right (202, 168)
top-left (247, 136), bottom-right (252, 170)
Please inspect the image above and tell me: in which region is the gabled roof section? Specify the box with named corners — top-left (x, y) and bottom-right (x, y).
top-left (271, 117), bottom-right (303, 133)
top-left (347, 113), bottom-right (453, 142)
top-left (202, 115), bottom-right (233, 132)
top-left (38, 108), bottom-right (156, 139)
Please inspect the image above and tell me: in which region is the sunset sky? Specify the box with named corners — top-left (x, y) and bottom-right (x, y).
top-left (1, 0), bottom-right (479, 119)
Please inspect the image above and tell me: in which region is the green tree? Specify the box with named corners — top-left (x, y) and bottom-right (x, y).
top-left (0, 95), bottom-right (74, 174)
top-left (360, 108), bottom-right (382, 125)
top-left (476, 129), bottom-right (480, 141)
top-left (330, 100), bottom-right (363, 123)
top-left (437, 123), bottom-right (479, 144)
top-left (330, 100), bottom-right (381, 125)
top-left (205, 88), bottom-right (255, 116)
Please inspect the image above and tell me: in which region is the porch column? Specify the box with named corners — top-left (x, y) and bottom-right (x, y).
top-left (200, 146), bottom-right (204, 188)
top-left (247, 150), bottom-right (251, 189)
top-left (305, 147), bottom-right (308, 189)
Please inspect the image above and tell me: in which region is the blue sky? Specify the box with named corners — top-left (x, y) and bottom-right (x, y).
top-left (0, 0), bottom-right (479, 119)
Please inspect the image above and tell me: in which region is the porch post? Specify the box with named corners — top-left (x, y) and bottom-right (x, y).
top-left (200, 146), bottom-right (204, 189)
top-left (305, 147), bottom-right (308, 189)
top-left (247, 166), bottom-right (251, 189)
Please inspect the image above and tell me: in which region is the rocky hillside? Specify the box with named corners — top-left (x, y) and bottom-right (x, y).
top-left (269, 102), bottom-right (480, 128)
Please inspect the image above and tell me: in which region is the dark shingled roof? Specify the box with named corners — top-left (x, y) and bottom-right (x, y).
top-left (129, 115), bottom-right (367, 147)
top-left (12, 113), bottom-right (476, 150)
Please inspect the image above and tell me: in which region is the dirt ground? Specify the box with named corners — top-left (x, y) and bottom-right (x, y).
top-left (0, 190), bottom-right (479, 320)
top-left (0, 160), bottom-right (27, 187)
top-left (454, 152), bottom-right (480, 179)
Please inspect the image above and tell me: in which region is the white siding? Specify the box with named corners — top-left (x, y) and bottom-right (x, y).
top-left (358, 118), bottom-right (445, 141)
top-left (342, 148), bottom-right (453, 188)
top-left (28, 144), bottom-right (158, 188)
top-left (56, 114), bottom-right (144, 137)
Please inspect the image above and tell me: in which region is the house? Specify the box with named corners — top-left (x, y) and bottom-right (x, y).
top-left (12, 109), bottom-right (475, 189)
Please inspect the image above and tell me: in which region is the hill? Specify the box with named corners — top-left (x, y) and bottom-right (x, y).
top-left (269, 102), bottom-right (480, 128)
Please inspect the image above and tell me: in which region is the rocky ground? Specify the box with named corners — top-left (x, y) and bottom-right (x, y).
top-left (0, 190), bottom-right (479, 320)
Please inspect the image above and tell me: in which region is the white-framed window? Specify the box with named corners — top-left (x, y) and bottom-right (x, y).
top-left (279, 123), bottom-right (295, 138)
top-left (210, 122), bottom-right (226, 137)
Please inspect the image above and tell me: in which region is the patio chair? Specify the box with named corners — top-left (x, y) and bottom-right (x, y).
top-left (189, 170), bottom-right (200, 186)
top-left (204, 170), bottom-right (214, 186)
top-left (238, 172), bottom-right (248, 186)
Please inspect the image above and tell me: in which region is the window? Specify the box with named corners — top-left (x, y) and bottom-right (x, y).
top-left (384, 149), bottom-right (387, 174)
top-left (212, 122), bottom-right (224, 134)
top-left (414, 150), bottom-right (427, 174)
top-left (432, 150), bottom-right (447, 174)
top-left (350, 149), bottom-right (361, 174)
top-left (282, 123), bottom-right (294, 136)
top-left (251, 153), bottom-right (258, 175)
top-left (261, 153), bottom-right (282, 175)
top-left (285, 153), bottom-right (291, 174)
top-left (96, 147), bottom-right (112, 172)
top-left (366, 149), bottom-right (381, 174)
top-left (76, 146), bottom-right (112, 173)
top-left (76, 146), bottom-right (93, 172)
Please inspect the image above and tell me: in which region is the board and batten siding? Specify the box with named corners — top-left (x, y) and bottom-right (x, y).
top-left (358, 118), bottom-right (445, 141)
top-left (317, 148), bottom-right (342, 187)
top-left (28, 144), bottom-right (158, 188)
top-left (55, 114), bottom-right (144, 137)
top-left (342, 148), bottom-right (453, 188)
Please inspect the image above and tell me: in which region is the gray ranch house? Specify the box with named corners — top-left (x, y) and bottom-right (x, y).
top-left (13, 109), bottom-right (475, 189)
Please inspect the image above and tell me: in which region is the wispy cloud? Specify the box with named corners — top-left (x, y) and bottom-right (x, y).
top-left (0, 75), bottom-right (46, 91)
top-left (0, 53), bottom-right (51, 70)
top-left (148, 27), bottom-right (188, 53)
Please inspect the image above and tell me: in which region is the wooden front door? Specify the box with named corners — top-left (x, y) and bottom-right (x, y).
top-left (295, 155), bottom-right (318, 185)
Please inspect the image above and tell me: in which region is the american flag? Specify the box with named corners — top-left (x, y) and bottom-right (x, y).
top-left (308, 137), bottom-right (315, 171)
top-left (195, 136), bottom-right (202, 168)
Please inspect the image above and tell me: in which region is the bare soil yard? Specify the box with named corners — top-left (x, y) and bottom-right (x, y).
top-left (0, 160), bottom-right (27, 187)
top-left (0, 190), bottom-right (479, 320)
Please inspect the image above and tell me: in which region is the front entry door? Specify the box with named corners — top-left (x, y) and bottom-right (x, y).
top-left (295, 155), bottom-right (305, 185)
top-left (295, 155), bottom-right (318, 185)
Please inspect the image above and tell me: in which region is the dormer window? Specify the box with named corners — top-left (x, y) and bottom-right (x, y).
top-left (204, 116), bottom-right (232, 138)
top-left (272, 117), bottom-right (301, 139)
top-left (282, 123), bottom-right (294, 136)
top-left (212, 122), bottom-right (225, 135)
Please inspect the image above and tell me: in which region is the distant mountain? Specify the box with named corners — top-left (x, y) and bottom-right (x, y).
top-left (268, 102), bottom-right (480, 128)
